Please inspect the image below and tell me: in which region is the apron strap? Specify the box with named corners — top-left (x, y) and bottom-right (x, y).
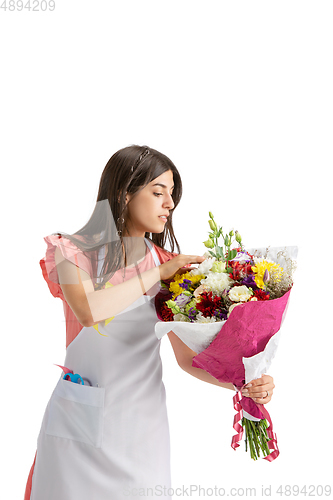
top-left (144, 238), bottom-right (161, 267)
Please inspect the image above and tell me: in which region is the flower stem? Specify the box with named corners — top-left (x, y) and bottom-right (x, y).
top-left (258, 419), bottom-right (271, 456)
top-left (243, 418), bottom-right (256, 460)
top-left (249, 420), bottom-right (261, 458)
top-left (241, 417), bottom-right (272, 461)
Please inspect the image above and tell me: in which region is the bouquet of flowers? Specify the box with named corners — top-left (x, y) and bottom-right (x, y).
top-left (155, 212), bottom-right (297, 461)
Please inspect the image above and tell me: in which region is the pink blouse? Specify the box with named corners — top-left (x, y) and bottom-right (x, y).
top-left (40, 234), bottom-right (179, 348)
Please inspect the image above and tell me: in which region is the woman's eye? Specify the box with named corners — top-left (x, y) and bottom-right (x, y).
top-left (154, 193), bottom-right (163, 197)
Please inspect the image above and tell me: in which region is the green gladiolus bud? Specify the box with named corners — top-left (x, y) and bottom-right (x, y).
top-left (203, 238), bottom-right (215, 249)
top-left (209, 211), bottom-right (214, 219)
top-left (235, 231), bottom-right (242, 244)
top-left (209, 219), bottom-right (217, 231)
top-left (229, 229), bottom-right (234, 237)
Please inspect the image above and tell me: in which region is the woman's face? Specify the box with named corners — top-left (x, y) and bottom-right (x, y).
top-left (124, 169), bottom-right (175, 238)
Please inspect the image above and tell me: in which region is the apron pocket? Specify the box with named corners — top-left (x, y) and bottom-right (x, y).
top-left (46, 377), bottom-right (105, 448)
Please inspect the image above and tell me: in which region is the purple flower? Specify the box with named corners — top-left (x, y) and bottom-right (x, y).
top-left (179, 279), bottom-right (192, 291)
top-left (213, 309), bottom-right (228, 321)
top-left (188, 307), bottom-right (197, 322)
top-left (230, 252), bottom-right (251, 262)
top-left (241, 275), bottom-right (258, 290)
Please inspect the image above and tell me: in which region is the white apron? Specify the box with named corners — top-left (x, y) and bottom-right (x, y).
top-left (30, 239), bottom-right (172, 500)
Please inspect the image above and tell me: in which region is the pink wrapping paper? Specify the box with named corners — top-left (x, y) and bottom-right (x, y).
top-left (192, 289), bottom-right (291, 418)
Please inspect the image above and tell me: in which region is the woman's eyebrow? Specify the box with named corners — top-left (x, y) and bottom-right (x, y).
top-left (152, 183), bottom-right (174, 189)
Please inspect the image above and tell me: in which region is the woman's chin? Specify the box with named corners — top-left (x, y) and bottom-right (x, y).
top-left (149, 226), bottom-right (165, 235)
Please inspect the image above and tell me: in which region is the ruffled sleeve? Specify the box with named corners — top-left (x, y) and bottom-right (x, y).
top-left (39, 234), bottom-right (94, 300)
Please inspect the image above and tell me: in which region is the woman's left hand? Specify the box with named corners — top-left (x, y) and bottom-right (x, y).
top-left (241, 374), bottom-right (275, 404)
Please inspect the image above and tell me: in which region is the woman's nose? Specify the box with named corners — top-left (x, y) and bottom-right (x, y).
top-left (164, 193), bottom-right (174, 209)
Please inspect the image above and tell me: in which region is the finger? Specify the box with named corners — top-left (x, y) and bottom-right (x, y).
top-left (247, 381), bottom-right (274, 392)
top-left (245, 377), bottom-right (265, 387)
top-left (243, 383), bottom-right (274, 396)
top-left (176, 268), bottom-right (192, 274)
top-left (242, 384), bottom-right (274, 399)
top-left (242, 389), bottom-right (272, 400)
top-left (241, 389), bottom-right (272, 403)
top-left (261, 374), bottom-right (274, 386)
top-left (247, 374), bottom-right (273, 385)
top-left (251, 393), bottom-right (272, 404)
top-left (248, 382), bottom-right (273, 402)
top-left (245, 376), bottom-right (274, 392)
top-left (187, 255), bottom-right (206, 263)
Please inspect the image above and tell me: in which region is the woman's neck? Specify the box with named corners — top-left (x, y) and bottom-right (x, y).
top-left (121, 236), bottom-right (148, 268)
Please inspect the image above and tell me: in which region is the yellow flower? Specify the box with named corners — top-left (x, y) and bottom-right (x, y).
top-left (252, 259), bottom-right (284, 289)
top-left (169, 272), bottom-right (205, 300)
top-left (93, 281), bottom-right (115, 336)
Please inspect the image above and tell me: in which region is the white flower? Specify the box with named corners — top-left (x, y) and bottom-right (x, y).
top-left (228, 285), bottom-right (253, 302)
top-left (211, 260), bottom-right (226, 273)
top-left (227, 302), bottom-right (242, 317)
top-left (193, 284), bottom-right (209, 297)
top-left (200, 272), bottom-right (233, 294)
top-left (190, 257), bottom-right (216, 276)
top-left (196, 311), bottom-right (217, 323)
top-left (174, 293), bottom-right (191, 307)
top-left (173, 313), bottom-right (190, 322)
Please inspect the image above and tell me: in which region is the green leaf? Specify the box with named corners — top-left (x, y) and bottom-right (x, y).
top-left (227, 267), bottom-right (233, 273)
top-left (208, 250), bottom-right (216, 257)
top-left (229, 249), bottom-right (237, 260)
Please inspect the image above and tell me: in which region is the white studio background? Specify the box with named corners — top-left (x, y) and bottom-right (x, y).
top-left (1, 1), bottom-right (332, 498)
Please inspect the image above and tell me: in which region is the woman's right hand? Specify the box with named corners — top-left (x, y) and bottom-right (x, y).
top-left (159, 254), bottom-right (206, 281)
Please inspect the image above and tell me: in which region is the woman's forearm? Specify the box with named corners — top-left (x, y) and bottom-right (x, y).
top-left (85, 265), bottom-right (161, 325)
top-left (181, 362), bottom-right (234, 391)
top-left (56, 246), bottom-right (164, 326)
top-left (167, 331), bottom-right (234, 391)
top-left (58, 246), bottom-right (202, 328)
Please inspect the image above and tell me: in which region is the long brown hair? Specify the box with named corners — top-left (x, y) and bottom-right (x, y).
top-left (54, 144), bottom-right (182, 289)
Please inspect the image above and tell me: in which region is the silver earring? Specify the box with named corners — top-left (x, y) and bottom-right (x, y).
top-left (117, 217), bottom-right (125, 235)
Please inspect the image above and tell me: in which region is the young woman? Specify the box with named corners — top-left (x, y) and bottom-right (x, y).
top-left (24, 145), bottom-right (275, 500)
